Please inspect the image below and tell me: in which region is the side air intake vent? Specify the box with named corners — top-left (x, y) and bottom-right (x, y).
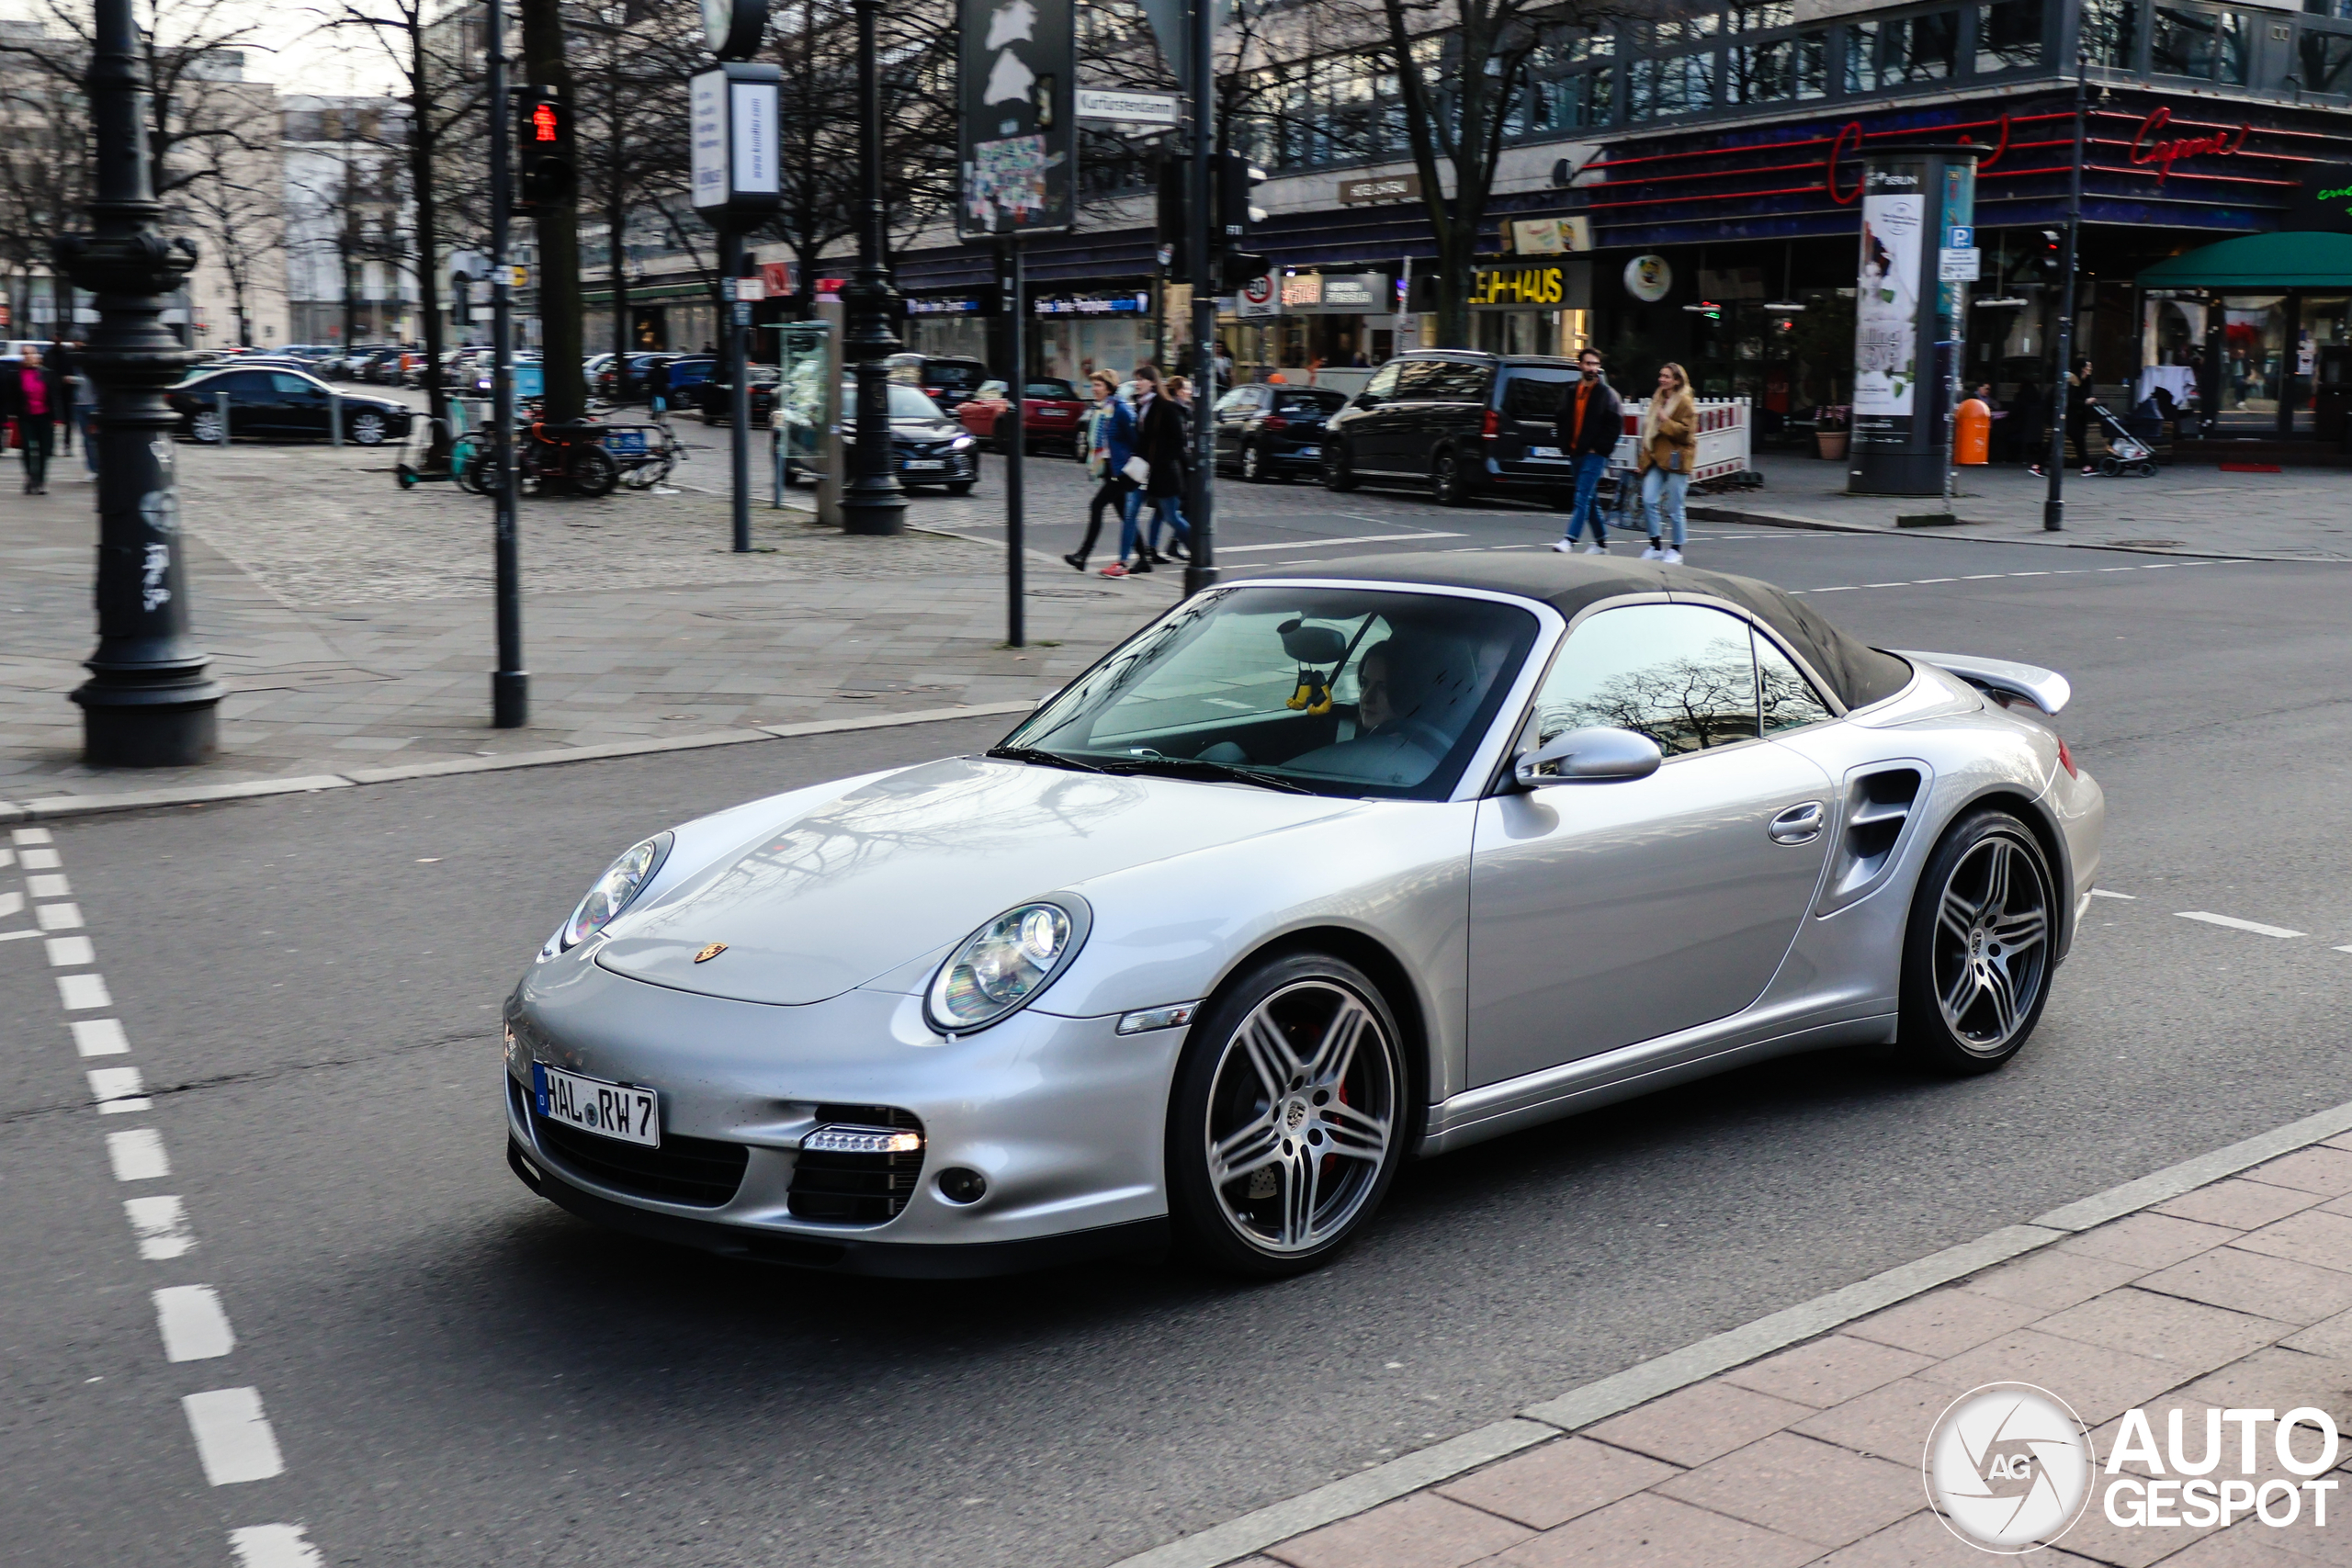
top-left (1819, 765), bottom-right (1926, 913)
top-left (788, 1105), bottom-right (925, 1224)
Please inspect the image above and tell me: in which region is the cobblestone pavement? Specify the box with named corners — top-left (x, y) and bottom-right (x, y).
top-left (0, 438), bottom-right (1180, 798)
top-left (1715, 451), bottom-right (2352, 561)
top-left (1220, 1133), bottom-right (2352, 1568)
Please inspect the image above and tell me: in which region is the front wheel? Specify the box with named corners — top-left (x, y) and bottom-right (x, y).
top-left (347, 411), bottom-right (389, 446)
top-left (1323, 440), bottom-right (1360, 492)
top-left (1899, 809), bottom-right (2057, 1075)
top-left (191, 408), bottom-right (227, 445)
top-left (1241, 442), bottom-right (1268, 483)
top-left (1167, 953), bottom-right (1408, 1277)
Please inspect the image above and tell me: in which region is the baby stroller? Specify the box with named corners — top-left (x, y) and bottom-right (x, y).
top-left (2090, 401), bottom-right (2159, 478)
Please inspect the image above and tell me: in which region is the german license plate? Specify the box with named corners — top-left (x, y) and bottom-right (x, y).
top-left (1530, 445), bottom-right (1565, 459)
top-left (903, 458), bottom-right (944, 470)
top-left (1295, 446), bottom-right (1320, 459)
top-left (1036, 409), bottom-right (1069, 418)
top-left (532, 1062), bottom-right (659, 1146)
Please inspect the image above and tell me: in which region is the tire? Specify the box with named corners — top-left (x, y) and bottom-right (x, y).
top-left (462, 450), bottom-right (498, 494)
top-left (1241, 442), bottom-right (1269, 483)
top-left (1898, 809), bottom-right (2058, 1075)
top-left (568, 444), bottom-right (620, 498)
top-left (945, 480), bottom-right (976, 495)
top-left (451, 437), bottom-right (485, 493)
top-left (1324, 440), bottom-right (1360, 491)
top-left (191, 408), bottom-right (226, 445)
top-left (348, 411), bottom-right (388, 446)
top-left (1167, 953), bottom-right (1409, 1277)
top-left (1430, 447), bottom-right (1470, 507)
top-left (2098, 456), bottom-right (2121, 477)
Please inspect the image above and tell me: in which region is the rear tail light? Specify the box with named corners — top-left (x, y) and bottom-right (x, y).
top-left (1482, 409), bottom-right (1499, 441)
top-left (1261, 412), bottom-right (1288, 431)
top-left (2056, 736), bottom-right (2078, 779)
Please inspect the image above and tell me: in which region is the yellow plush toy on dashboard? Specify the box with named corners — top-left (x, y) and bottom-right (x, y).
top-left (1287, 670), bottom-right (1334, 716)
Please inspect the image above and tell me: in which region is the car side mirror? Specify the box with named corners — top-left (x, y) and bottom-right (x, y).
top-left (1512, 726), bottom-right (1662, 788)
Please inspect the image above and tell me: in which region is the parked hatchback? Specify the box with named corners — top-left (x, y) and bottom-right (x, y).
top-left (1322, 351), bottom-right (1593, 507)
top-left (1215, 385), bottom-right (1349, 483)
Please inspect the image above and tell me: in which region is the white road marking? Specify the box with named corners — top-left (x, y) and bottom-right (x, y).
top-left (57, 973), bottom-right (111, 1010)
top-left (36, 901), bottom-right (83, 931)
top-left (154, 1285), bottom-right (236, 1361)
top-left (88, 1066), bottom-right (150, 1112)
top-left (106, 1128), bottom-right (169, 1181)
top-left (11, 826), bottom-right (53, 844)
top-left (0, 847), bottom-right (11, 868)
top-left (2089, 889), bottom-right (2137, 900)
top-left (2177, 910), bottom-right (2304, 939)
top-left (28, 873), bottom-right (69, 897)
top-left (72, 1018), bottom-right (130, 1056)
top-left (0, 928), bottom-right (39, 942)
top-left (20, 846), bottom-right (61, 869)
top-left (230, 1524), bottom-right (325, 1568)
top-left (0, 890), bottom-right (18, 918)
top-left (182, 1388), bottom-right (286, 1484)
top-left (45, 934), bottom-right (95, 967)
top-left (125, 1195), bottom-right (195, 1258)
top-left (2337, 945), bottom-right (2352, 955)
top-left (1215, 532), bottom-right (1467, 554)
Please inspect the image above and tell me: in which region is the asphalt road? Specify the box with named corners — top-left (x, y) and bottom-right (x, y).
top-left (6, 511), bottom-right (2350, 1568)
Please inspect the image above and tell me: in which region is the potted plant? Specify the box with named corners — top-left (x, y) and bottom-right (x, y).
top-left (1814, 404), bottom-right (1849, 460)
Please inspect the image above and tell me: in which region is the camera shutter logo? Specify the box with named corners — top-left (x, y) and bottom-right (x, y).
top-left (1924, 1382), bottom-right (2095, 1552)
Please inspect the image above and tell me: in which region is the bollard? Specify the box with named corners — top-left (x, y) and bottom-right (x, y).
top-left (771, 424), bottom-right (784, 507)
top-left (216, 389), bottom-right (231, 445)
top-left (329, 389), bottom-right (341, 446)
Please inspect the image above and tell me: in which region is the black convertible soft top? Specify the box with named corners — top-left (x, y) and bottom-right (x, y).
top-left (1244, 551), bottom-right (1917, 713)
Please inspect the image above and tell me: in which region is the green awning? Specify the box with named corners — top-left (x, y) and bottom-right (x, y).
top-left (2135, 231), bottom-right (2352, 289)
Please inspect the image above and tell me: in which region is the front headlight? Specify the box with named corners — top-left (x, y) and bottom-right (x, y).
top-left (551, 832), bottom-right (673, 953)
top-left (949, 434), bottom-right (976, 449)
top-left (925, 897), bottom-right (1089, 1034)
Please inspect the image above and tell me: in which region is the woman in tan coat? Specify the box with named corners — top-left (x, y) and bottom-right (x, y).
top-left (1636, 363), bottom-right (1698, 564)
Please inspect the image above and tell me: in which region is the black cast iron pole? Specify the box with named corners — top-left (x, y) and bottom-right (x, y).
top-left (840, 0), bottom-right (905, 536)
top-left (2043, 51), bottom-right (2086, 533)
top-left (726, 230), bottom-right (752, 551)
top-left (55, 0), bottom-right (223, 766)
top-left (489, 0), bottom-right (528, 724)
top-left (1003, 238), bottom-right (1024, 645)
top-left (1182, 0), bottom-right (1217, 596)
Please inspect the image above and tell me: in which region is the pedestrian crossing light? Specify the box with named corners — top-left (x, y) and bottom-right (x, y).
top-left (514, 89), bottom-right (576, 211)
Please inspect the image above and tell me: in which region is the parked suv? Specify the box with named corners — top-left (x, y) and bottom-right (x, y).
top-left (1321, 351), bottom-right (1593, 507)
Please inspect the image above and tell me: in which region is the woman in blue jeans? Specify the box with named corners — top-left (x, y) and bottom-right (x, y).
top-left (1636, 363), bottom-right (1697, 565)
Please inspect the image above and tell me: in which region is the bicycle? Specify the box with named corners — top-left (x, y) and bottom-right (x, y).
top-left (461, 417), bottom-right (620, 498)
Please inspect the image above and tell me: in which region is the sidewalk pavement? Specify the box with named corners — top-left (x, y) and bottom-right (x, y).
top-left (1182, 1126), bottom-right (2352, 1568)
top-left (1716, 452), bottom-right (2352, 561)
top-left (0, 439), bottom-right (1182, 807)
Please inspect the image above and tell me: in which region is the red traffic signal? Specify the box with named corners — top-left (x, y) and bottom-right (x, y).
top-left (514, 90), bottom-right (575, 211)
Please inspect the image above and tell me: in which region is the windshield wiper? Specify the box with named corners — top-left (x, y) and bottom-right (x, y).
top-left (1101, 756), bottom-right (1316, 795)
top-left (985, 745), bottom-right (1113, 775)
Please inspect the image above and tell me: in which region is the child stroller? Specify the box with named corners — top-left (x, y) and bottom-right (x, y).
top-left (2090, 401), bottom-right (2159, 478)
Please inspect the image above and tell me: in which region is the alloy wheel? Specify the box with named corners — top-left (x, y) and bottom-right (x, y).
top-left (1929, 833), bottom-right (2051, 1055)
top-left (1242, 443), bottom-right (1263, 482)
top-left (1430, 452), bottom-right (1462, 505)
top-left (350, 412), bottom-right (387, 446)
top-left (1204, 979), bottom-right (1397, 1255)
top-left (192, 410), bottom-right (225, 444)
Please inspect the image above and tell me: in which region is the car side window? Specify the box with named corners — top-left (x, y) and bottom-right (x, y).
top-left (1213, 389), bottom-right (1255, 413)
top-left (1419, 362), bottom-right (1491, 402)
top-left (271, 373), bottom-right (316, 396)
top-left (1389, 360), bottom-right (1450, 400)
top-left (1501, 373), bottom-right (1576, 421)
top-left (1359, 362), bottom-right (1403, 400)
top-left (1754, 630), bottom-right (1834, 732)
top-left (1526, 603), bottom-right (1762, 758)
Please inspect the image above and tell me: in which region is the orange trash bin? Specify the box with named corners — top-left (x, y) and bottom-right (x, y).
top-left (1955, 396), bottom-right (1991, 465)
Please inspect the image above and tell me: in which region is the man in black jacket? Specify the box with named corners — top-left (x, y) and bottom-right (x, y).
top-left (1, 344), bottom-right (67, 494)
top-left (1550, 347), bottom-right (1623, 554)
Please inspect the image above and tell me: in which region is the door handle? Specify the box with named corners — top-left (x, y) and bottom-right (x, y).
top-left (1769, 801), bottom-right (1826, 845)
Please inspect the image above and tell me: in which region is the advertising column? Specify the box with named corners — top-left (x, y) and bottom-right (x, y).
top-left (1849, 149), bottom-right (1974, 495)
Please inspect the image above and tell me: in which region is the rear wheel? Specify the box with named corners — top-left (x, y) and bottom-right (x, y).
top-left (1168, 953), bottom-right (1408, 1277)
top-left (1430, 447), bottom-right (1470, 506)
top-left (1323, 440), bottom-right (1360, 491)
top-left (1241, 442), bottom-right (1269, 483)
top-left (567, 444), bottom-right (619, 498)
top-left (347, 411), bottom-right (389, 446)
top-left (1899, 809), bottom-right (2056, 1075)
top-left (191, 408), bottom-right (226, 445)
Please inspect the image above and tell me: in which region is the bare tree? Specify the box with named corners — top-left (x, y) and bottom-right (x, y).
top-left (178, 138), bottom-right (287, 345)
top-left (0, 56), bottom-right (93, 322)
top-left (573, 0), bottom-right (697, 361)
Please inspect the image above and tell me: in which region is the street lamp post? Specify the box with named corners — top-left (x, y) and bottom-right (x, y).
top-left (840, 0), bottom-right (906, 536)
top-left (55, 0), bottom-right (224, 766)
top-left (2043, 51), bottom-right (2087, 532)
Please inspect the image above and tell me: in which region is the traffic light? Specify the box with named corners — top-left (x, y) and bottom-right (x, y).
top-left (514, 89), bottom-right (575, 211)
top-left (1155, 152), bottom-right (1188, 279)
top-left (1215, 152), bottom-right (1268, 290)
top-left (2032, 228), bottom-right (2065, 278)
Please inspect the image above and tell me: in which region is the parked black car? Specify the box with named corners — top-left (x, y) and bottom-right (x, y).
top-left (166, 367), bottom-right (415, 446)
top-left (785, 381), bottom-right (978, 493)
top-left (1213, 385), bottom-right (1349, 483)
top-left (1321, 351), bottom-right (1594, 507)
top-left (884, 353), bottom-right (990, 413)
top-left (690, 365), bottom-right (781, 424)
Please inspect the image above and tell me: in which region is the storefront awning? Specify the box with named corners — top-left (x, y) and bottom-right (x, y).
top-left (2135, 232), bottom-right (2352, 290)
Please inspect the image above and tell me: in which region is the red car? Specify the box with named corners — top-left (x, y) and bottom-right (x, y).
top-left (954, 377), bottom-right (1090, 457)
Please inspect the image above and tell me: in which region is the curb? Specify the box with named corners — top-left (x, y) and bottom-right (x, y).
top-left (1686, 500), bottom-right (2324, 564)
top-left (0, 701), bottom-right (1043, 825)
top-left (1109, 1097), bottom-right (2352, 1568)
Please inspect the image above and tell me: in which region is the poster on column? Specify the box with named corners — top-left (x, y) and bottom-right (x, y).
top-left (956, 0), bottom-right (1076, 237)
top-left (1853, 166), bottom-right (1924, 434)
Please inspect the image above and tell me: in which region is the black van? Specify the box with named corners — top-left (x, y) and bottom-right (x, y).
top-left (1321, 351), bottom-right (1600, 507)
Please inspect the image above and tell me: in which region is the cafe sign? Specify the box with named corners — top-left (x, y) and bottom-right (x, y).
top-left (2127, 105), bottom-right (2250, 189)
top-left (1339, 172), bottom-right (1421, 206)
top-left (1471, 260), bottom-right (1573, 308)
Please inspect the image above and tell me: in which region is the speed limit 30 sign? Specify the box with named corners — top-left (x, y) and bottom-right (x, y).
top-left (1237, 270), bottom-right (1280, 320)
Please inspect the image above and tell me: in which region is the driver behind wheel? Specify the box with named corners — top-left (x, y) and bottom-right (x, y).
top-left (1287, 634), bottom-right (1481, 785)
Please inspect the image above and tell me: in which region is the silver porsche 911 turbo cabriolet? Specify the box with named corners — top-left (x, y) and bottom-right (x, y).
top-left (503, 554), bottom-right (2103, 1278)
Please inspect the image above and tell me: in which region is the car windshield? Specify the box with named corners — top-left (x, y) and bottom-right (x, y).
top-left (1277, 390), bottom-right (1348, 414)
top-left (927, 363), bottom-right (983, 388)
top-left (837, 383), bottom-right (946, 419)
top-left (1026, 379), bottom-right (1078, 400)
top-left (999, 586), bottom-right (1539, 800)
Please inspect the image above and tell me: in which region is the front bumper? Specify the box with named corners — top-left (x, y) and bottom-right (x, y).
top-left (503, 957), bottom-right (1185, 1272)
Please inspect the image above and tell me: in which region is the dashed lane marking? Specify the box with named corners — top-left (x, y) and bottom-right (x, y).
top-left (71, 1019), bottom-right (129, 1056)
top-left (19, 846), bottom-right (61, 869)
top-left (45, 934), bottom-right (95, 967)
top-left (88, 1066), bottom-right (149, 1112)
top-left (125, 1195), bottom-right (195, 1259)
top-left (28, 874), bottom-right (68, 897)
top-left (2177, 911), bottom-right (2305, 939)
top-left (1214, 532), bottom-right (1468, 554)
top-left (2089, 889), bottom-right (2138, 900)
top-left (0, 928), bottom-right (39, 942)
top-left (154, 1286), bottom-right (236, 1362)
top-left (181, 1388), bottom-right (285, 1485)
top-left (36, 901), bottom-right (82, 930)
top-left (230, 1524), bottom-right (326, 1568)
top-left (0, 889), bottom-right (18, 918)
top-left (56, 972), bottom-right (111, 1010)
top-left (13, 826), bottom-right (54, 843)
top-left (107, 1128), bottom-right (170, 1181)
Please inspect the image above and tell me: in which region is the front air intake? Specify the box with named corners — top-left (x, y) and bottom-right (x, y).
top-left (788, 1105), bottom-right (926, 1224)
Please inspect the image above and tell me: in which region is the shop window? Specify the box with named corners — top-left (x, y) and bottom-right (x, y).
top-left (1631, 51), bottom-right (1717, 118)
top-left (1729, 32), bottom-right (1827, 100)
top-left (1535, 68), bottom-right (1614, 129)
top-left (1843, 20), bottom-right (1881, 89)
top-left (1883, 11), bottom-right (1960, 82)
top-left (1975, 0), bottom-right (2045, 70)
top-left (2301, 26), bottom-right (2352, 90)
top-left (2153, 6), bottom-right (2250, 83)
top-left (2083, 0), bottom-right (2138, 66)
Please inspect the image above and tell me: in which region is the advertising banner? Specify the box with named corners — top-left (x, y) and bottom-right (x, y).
top-left (1849, 149), bottom-right (1974, 495)
top-left (957, 0), bottom-right (1076, 238)
top-left (1854, 170), bottom-right (1924, 424)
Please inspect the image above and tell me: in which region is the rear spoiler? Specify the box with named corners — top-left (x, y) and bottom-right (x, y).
top-left (1893, 650), bottom-right (2071, 716)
